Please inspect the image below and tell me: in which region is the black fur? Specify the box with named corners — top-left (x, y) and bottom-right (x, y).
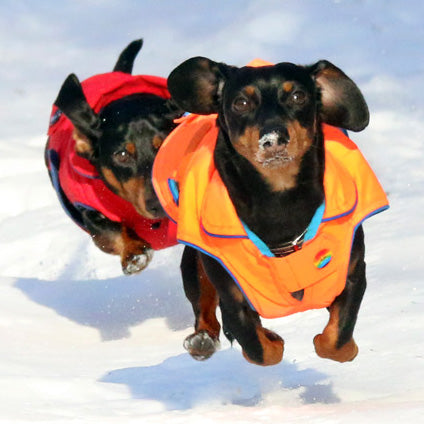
top-left (113, 39), bottom-right (143, 74)
top-left (54, 73), bottom-right (101, 142)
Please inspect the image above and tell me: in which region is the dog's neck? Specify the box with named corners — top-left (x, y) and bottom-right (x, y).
top-left (214, 129), bottom-right (325, 250)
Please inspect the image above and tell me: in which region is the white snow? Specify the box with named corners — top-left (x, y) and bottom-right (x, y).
top-left (1, 0), bottom-right (423, 422)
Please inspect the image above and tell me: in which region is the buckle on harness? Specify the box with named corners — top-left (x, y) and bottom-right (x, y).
top-left (269, 228), bottom-right (307, 258)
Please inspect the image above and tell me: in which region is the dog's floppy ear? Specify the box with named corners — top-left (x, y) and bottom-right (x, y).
top-left (54, 74), bottom-right (101, 158)
top-left (308, 60), bottom-right (369, 132)
top-left (168, 57), bottom-right (233, 114)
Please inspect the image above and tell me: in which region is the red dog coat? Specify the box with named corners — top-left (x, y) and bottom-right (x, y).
top-left (46, 71), bottom-right (177, 250)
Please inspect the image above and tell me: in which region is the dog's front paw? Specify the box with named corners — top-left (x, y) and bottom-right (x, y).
top-left (242, 328), bottom-right (284, 366)
top-left (313, 333), bottom-right (358, 362)
top-left (122, 248), bottom-right (154, 275)
top-left (183, 330), bottom-right (220, 361)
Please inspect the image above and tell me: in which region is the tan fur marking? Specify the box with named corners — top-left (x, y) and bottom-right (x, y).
top-left (260, 162), bottom-right (300, 191)
top-left (230, 284), bottom-right (245, 303)
top-left (101, 167), bottom-right (122, 194)
top-left (244, 85), bottom-right (256, 97)
top-left (314, 304), bottom-right (359, 362)
top-left (242, 327), bottom-right (284, 366)
top-left (91, 224), bottom-right (149, 263)
top-left (120, 226), bottom-right (151, 268)
top-left (101, 167), bottom-right (152, 218)
top-left (126, 142), bottom-right (136, 155)
top-left (263, 121), bottom-right (314, 191)
top-left (73, 129), bottom-right (93, 157)
top-left (152, 135), bottom-right (164, 149)
top-left (287, 120), bottom-right (314, 154)
top-left (235, 125), bottom-right (297, 191)
top-left (236, 125), bottom-right (260, 149)
top-left (90, 222), bottom-right (151, 274)
top-left (91, 231), bottom-right (122, 255)
top-left (196, 257), bottom-right (221, 338)
top-left (235, 122), bottom-right (314, 192)
top-left (283, 81), bottom-right (293, 92)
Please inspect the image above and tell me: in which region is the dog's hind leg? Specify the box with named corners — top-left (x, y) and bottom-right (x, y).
top-left (314, 226), bottom-right (367, 362)
top-left (181, 247), bottom-right (221, 360)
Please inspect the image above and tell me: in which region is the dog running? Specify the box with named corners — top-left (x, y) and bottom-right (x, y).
top-left (45, 40), bottom-right (182, 275)
top-left (153, 57), bottom-right (389, 365)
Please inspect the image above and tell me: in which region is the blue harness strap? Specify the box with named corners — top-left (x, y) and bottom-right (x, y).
top-left (241, 202), bottom-right (326, 258)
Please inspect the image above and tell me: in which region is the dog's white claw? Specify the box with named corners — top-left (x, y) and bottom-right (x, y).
top-left (122, 248), bottom-right (154, 275)
top-left (184, 330), bottom-right (220, 361)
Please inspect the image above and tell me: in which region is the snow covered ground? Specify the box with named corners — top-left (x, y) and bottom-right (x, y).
top-left (1, 1), bottom-right (423, 422)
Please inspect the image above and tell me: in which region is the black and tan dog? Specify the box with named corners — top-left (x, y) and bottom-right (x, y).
top-left (153, 57), bottom-right (389, 365)
top-left (45, 40), bottom-right (182, 275)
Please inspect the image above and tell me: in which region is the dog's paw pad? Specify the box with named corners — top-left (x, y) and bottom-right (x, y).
top-left (122, 248), bottom-right (153, 275)
top-left (183, 330), bottom-right (220, 361)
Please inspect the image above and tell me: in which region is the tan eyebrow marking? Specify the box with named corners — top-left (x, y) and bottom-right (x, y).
top-left (244, 85), bottom-right (256, 97)
top-left (282, 81), bottom-right (293, 92)
top-left (126, 142), bottom-right (136, 155)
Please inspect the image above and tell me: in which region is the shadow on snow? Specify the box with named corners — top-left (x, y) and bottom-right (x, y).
top-left (14, 264), bottom-right (192, 340)
top-left (100, 349), bottom-right (340, 410)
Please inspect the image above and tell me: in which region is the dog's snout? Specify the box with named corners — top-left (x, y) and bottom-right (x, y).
top-left (145, 197), bottom-right (165, 218)
top-left (258, 126), bottom-right (289, 150)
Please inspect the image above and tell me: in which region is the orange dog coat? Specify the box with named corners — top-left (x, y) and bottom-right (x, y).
top-left (153, 114), bottom-right (388, 319)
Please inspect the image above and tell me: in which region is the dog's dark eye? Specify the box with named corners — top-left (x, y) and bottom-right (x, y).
top-left (113, 149), bottom-right (134, 165)
top-left (232, 97), bottom-right (252, 114)
top-left (290, 90), bottom-right (307, 105)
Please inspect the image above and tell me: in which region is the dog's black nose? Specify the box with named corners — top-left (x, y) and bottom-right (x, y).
top-left (145, 198), bottom-right (165, 217)
top-left (258, 126), bottom-right (289, 149)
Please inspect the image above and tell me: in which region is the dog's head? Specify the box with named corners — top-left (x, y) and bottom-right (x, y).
top-left (168, 57), bottom-right (368, 190)
top-left (54, 74), bottom-right (181, 219)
